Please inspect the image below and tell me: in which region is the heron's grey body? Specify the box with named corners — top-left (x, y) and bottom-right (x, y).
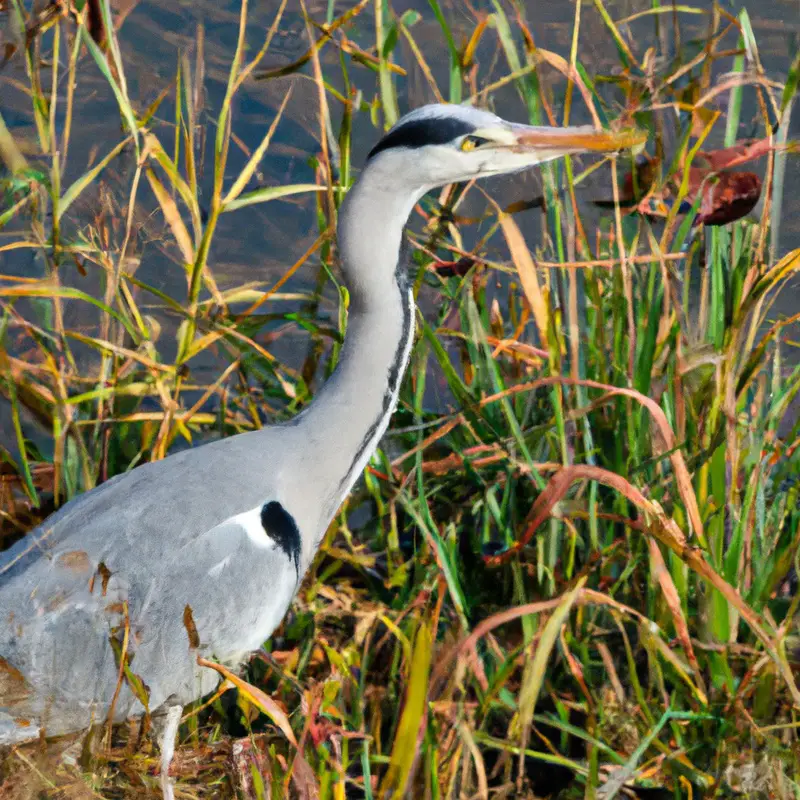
top-left (0, 104), bottom-right (638, 763)
top-left (0, 267), bottom-right (413, 740)
top-left (1, 431), bottom-right (301, 739)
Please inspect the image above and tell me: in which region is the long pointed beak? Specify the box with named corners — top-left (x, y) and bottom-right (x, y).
top-left (509, 123), bottom-right (647, 156)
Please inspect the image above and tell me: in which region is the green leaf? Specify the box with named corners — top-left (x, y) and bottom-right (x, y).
top-left (379, 619), bottom-right (433, 799)
top-left (81, 24), bottom-right (140, 155)
top-left (428, 0), bottom-right (461, 103)
top-left (222, 184), bottom-right (325, 213)
top-left (58, 137), bottom-right (130, 222)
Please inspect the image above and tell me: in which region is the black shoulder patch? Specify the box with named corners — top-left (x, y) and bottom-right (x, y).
top-left (260, 501), bottom-right (301, 576)
top-left (367, 116), bottom-right (476, 160)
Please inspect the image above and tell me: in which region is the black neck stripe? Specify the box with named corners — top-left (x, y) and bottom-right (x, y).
top-left (337, 270), bottom-right (414, 495)
top-left (368, 117), bottom-right (477, 160)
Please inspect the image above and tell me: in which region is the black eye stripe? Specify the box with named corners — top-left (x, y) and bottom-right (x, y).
top-left (367, 117), bottom-right (478, 160)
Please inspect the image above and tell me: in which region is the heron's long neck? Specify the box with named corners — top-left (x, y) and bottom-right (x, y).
top-left (292, 165), bottom-right (423, 539)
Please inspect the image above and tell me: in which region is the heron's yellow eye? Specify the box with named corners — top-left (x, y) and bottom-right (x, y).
top-left (460, 135), bottom-right (491, 152)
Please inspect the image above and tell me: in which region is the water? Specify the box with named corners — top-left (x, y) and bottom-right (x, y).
top-left (0, 0), bottom-right (798, 434)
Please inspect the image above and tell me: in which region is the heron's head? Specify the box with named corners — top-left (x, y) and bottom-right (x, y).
top-left (366, 104), bottom-right (645, 189)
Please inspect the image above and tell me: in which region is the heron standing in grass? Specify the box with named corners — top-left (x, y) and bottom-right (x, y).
top-left (0, 104), bottom-right (642, 798)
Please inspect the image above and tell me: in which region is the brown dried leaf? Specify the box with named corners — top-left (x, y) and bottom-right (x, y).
top-left (197, 657), bottom-right (298, 746)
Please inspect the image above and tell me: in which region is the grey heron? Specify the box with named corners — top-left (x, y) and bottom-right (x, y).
top-left (0, 103), bottom-right (642, 796)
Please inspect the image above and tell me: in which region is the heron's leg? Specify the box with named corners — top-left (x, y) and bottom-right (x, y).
top-left (157, 704), bottom-right (182, 800)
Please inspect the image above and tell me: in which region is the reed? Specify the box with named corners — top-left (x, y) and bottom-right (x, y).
top-left (0, 0), bottom-right (798, 796)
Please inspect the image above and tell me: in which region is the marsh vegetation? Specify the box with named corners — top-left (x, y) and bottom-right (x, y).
top-left (0, 0), bottom-right (799, 797)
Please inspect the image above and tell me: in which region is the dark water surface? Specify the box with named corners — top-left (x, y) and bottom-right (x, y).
top-left (1, 0), bottom-right (798, 421)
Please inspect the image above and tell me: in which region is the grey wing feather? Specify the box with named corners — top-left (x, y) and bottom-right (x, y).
top-left (0, 427), bottom-right (289, 583)
top-left (0, 427), bottom-right (300, 743)
top-left (120, 513), bottom-right (299, 712)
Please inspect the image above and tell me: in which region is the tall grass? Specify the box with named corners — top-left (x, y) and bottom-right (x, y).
top-left (0, 0), bottom-right (799, 798)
